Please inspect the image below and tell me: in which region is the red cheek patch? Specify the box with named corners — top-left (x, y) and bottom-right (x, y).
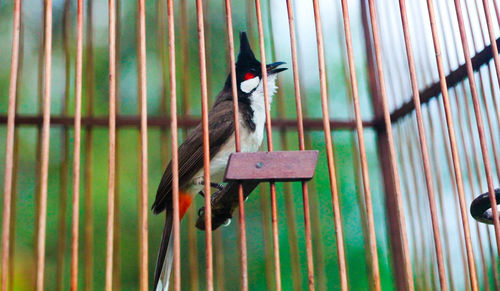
top-left (244, 72), bottom-right (255, 80)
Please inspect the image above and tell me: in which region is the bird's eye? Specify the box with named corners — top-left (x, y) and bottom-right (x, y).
top-left (244, 72), bottom-right (255, 80)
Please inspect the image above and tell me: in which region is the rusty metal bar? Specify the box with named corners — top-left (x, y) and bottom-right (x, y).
top-left (252, 2), bottom-right (282, 289)
top-left (395, 122), bottom-right (421, 289)
top-left (35, 0), bottom-right (53, 289)
top-left (166, 0), bottom-right (181, 289)
top-left (177, 0), bottom-right (200, 288)
top-left (193, 0), bottom-right (213, 290)
top-left (105, 0), bottom-right (117, 288)
top-left (363, 1), bottom-right (414, 289)
top-left (267, 3), bottom-right (297, 290)
top-left (56, 1), bottom-right (71, 289)
top-left (223, 0), bottom-right (248, 289)
top-left (435, 95), bottom-right (471, 291)
top-left (137, 0), bottom-right (149, 289)
top-left (405, 117), bottom-right (435, 290)
top-left (455, 79), bottom-right (491, 288)
top-left (397, 0), bottom-right (448, 288)
top-left (311, 0), bottom-right (348, 289)
top-left (33, 10), bottom-right (46, 283)
top-left (340, 1), bottom-right (381, 290)
top-left (69, 0), bottom-right (84, 289)
top-left (453, 0), bottom-right (500, 257)
top-left (113, 0), bottom-right (122, 288)
top-left (83, 0), bottom-right (95, 289)
top-left (7, 14), bottom-right (23, 291)
top-left (284, 0), bottom-right (315, 289)
top-left (1, 0), bottom-right (21, 289)
top-left (426, 107), bottom-right (457, 291)
top-left (356, 11), bottom-right (374, 280)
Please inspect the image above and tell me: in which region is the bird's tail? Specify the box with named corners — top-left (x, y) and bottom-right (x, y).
top-left (154, 192), bottom-right (193, 291)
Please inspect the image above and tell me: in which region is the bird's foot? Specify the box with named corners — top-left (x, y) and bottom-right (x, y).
top-left (196, 181), bottom-right (224, 197)
top-left (211, 182), bottom-right (224, 191)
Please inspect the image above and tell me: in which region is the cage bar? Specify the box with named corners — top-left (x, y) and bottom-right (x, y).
top-left (363, 0), bottom-right (414, 289)
top-left (0, 0), bottom-right (21, 290)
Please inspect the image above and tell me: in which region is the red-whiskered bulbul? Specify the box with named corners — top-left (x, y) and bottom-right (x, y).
top-left (152, 32), bottom-right (286, 290)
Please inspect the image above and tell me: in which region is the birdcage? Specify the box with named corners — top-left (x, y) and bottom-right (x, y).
top-left (1, 0), bottom-right (500, 290)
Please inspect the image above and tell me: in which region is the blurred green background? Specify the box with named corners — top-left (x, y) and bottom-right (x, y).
top-left (0, 0), bottom-right (407, 290)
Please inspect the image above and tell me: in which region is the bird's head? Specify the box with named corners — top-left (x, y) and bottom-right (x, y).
top-left (225, 32), bottom-right (287, 95)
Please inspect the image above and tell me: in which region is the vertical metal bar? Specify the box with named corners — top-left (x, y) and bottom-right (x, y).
top-left (340, 1), bottom-right (381, 289)
top-left (223, 1), bottom-right (248, 290)
top-left (404, 117), bottom-right (434, 290)
top-left (453, 0), bottom-right (500, 257)
top-left (364, 1), bottom-right (414, 289)
top-left (1, 0), bottom-right (21, 290)
top-left (297, 43), bottom-right (327, 290)
top-left (311, 0), bottom-right (348, 289)
top-left (137, 0), bottom-right (149, 289)
top-left (113, 1), bottom-right (122, 288)
top-left (83, 0), bottom-right (95, 289)
top-left (246, 11), bottom-right (273, 286)
top-left (422, 0), bottom-right (481, 289)
top-left (34, 6), bottom-right (45, 286)
top-left (435, 96), bottom-right (471, 291)
top-left (177, 0), bottom-right (200, 288)
top-left (166, 0), bottom-right (181, 289)
top-left (35, 0), bottom-right (53, 289)
top-left (284, 1), bottom-right (315, 289)
top-left (8, 14), bottom-right (24, 291)
top-left (265, 3), bottom-right (291, 289)
top-left (105, 0), bottom-right (117, 287)
top-left (57, 2), bottom-right (71, 289)
top-left (253, 1), bottom-right (282, 290)
top-left (394, 123), bottom-right (420, 289)
top-left (194, 1), bottom-right (213, 290)
top-left (70, 0), bottom-right (84, 289)
top-left (343, 14), bottom-right (372, 291)
top-left (425, 107), bottom-right (456, 291)
top-left (397, 0), bottom-right (448, 288)
top-left (452, 79), bottom-right (490, 289)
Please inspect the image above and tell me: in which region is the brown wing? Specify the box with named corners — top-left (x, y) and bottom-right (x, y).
top-left (151, 99), bottom-right (236, 214)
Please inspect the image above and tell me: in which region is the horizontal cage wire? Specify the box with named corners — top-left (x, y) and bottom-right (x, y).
top-left (1, 0), bottom-right (500, 290)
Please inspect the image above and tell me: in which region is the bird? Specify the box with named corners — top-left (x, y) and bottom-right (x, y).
top-left (151, 31), bottom-right (287, 291)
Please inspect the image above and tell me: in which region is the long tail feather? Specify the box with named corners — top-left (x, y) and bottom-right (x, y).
top-left (154, 212), bottom-right (173, 291)
top-left (154, 192), bottom-right (193, 290)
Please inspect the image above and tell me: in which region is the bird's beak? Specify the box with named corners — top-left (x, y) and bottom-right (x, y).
top-left (266, 61), bottom-right (287, 75)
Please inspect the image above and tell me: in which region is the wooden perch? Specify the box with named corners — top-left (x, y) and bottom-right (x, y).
top-left (196, 150), bottom-right (318, 230)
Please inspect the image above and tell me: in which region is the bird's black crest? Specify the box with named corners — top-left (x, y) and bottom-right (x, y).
top-left (238, 32), bottom-right (257, 64)
top-left (223, 31), bottom-right (261, 91)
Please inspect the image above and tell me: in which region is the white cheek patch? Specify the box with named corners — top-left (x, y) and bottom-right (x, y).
top-left (240, 76), bottom-right (260, 93)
